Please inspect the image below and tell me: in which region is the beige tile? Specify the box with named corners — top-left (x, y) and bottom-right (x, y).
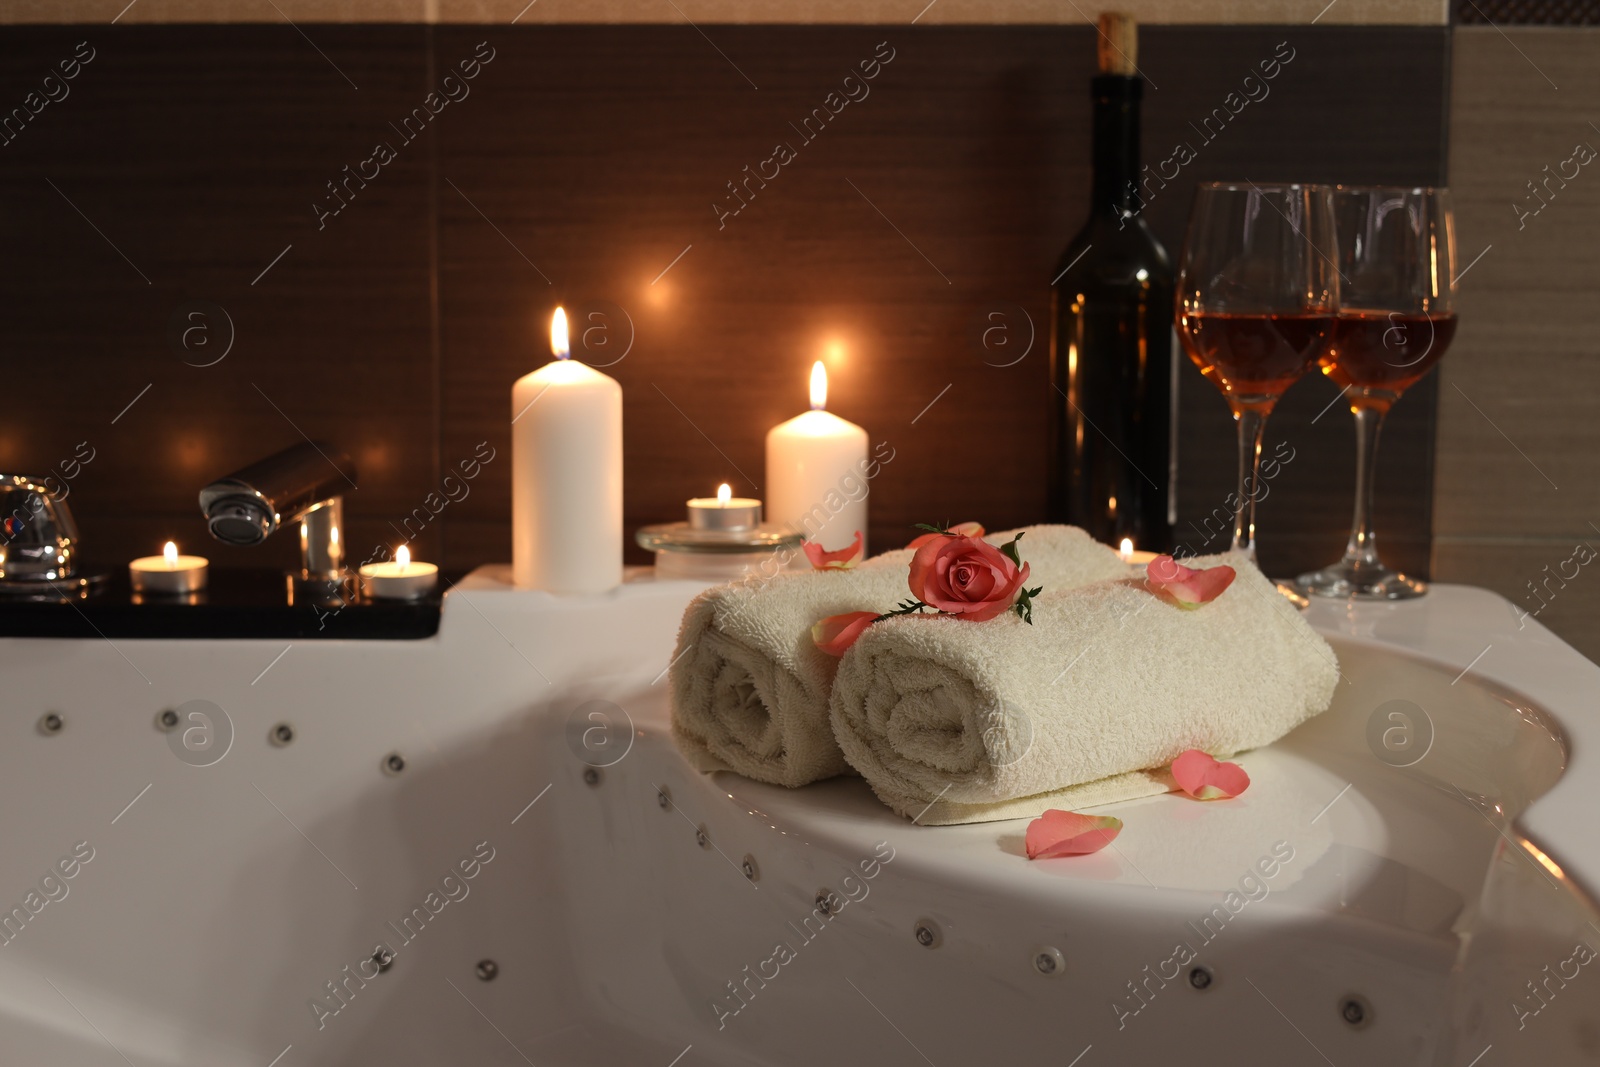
top-left (1437, 28), bottom-right (1600, 542)
top-left (433, 0), bottom-right (1448, 23)
top-left (3, 0), bottom-right (1449, 24)
top-left (3, 0), bottom-right (430, 21)
top-left (1434, 538), bottom-right (1600, 663)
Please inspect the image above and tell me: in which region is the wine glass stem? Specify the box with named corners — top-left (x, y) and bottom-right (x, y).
top-left (1343, 403), bottom-right (1387, 569)
top-left (1232, 405), bottom-right (1269, 562)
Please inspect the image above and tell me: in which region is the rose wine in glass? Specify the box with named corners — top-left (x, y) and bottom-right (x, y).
top-left (1298, 187), bottom-right (1457, 599)
top-left (1182, 311), bottom-right (1339, 398)
top-left (1320, 311), bottom-right (1457, 408)
top-left (1176, 183), bottom-right (1338, 562)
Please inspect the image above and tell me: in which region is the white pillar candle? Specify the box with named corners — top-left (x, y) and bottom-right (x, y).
top-left (765, 362), bottom-right (869, 553)
top-left (129, 541), bottom-right (208, 594)
top-left (512, 307), bottom-right (623, 594)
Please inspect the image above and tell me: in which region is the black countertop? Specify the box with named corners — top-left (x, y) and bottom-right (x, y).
top-left (0, 567), bottom-right (445, 640)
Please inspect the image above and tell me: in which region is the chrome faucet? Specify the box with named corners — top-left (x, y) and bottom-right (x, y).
top-left (199, 441), bottom-right (357, 581)
top-left (0, 474), bottom-right (107, 599)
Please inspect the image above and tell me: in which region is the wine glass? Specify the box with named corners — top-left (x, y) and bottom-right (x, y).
top-left (1176, 182), bottom-right (1339, 562)
top-left (1296, 186), bottom-right (1457, 599)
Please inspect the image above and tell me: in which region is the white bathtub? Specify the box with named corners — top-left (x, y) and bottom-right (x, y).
top-left (2, 568), bottom-right (1597, 1066)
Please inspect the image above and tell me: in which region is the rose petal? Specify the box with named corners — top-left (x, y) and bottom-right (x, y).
top-left (1145, 555), bottom-right (1236, 608)
top-left (1025, 809), bottom-right (1123, 859)
top-left (802, 531), bottom-right (864, 571)
top-left (810, 611), bottom-right (879, 656)
top-left (906, 522), bottom-right (986, 550)
top-left (1170, 749), bottom-right (1250, 800)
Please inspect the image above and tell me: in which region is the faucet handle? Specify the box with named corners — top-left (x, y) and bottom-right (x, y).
top-left (0, 473), bottom-right (81, 582)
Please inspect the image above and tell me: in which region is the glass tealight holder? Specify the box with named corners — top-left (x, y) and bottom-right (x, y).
top-left (635, 522), bottom-right (805, 582)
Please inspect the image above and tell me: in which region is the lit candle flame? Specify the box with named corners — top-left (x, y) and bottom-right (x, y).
top-left (717, 483), bottom-right (731, 506)
top-left (1119, 537), bottom-right (1134, 563)
top-left (396, 544), bottom-right (410, 569)
top-left (163, 541), bottom-right (178, 569)
top-left (809, 360), bottom-right (827, 411)
top-left (552, 307), bottom-right (570, 360)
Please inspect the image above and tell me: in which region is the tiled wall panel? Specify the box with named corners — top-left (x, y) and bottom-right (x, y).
top-left (0, 24), bottom-right (1449, 583)
top-left (1435, 26), bottom-right (1600, 658)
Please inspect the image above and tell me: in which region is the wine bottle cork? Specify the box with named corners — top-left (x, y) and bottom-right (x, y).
top-left (1097, 12), bottom-right (1138, 75)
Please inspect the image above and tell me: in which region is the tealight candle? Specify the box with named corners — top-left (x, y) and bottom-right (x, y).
top-left (1118, 538), bottom-right (1158, 566)
top-left (687, 483), bottom-right (762, 532)
top-left (765, 361), bottom-right (869, 554)
top-left (359, 545), bottom-right (438, 600)
top-left (129, 541), bottom-right (208, 595)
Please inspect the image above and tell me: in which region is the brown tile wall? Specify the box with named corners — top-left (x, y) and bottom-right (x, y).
top-left (1435, 27), bottom-right (1600, 659)
top-left (0, 24), bottom-right (1449, 581)
top-left (0, 1), bottom-right (1451, 26)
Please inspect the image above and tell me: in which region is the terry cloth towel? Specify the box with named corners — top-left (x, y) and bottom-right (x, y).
top-left (827, 554), bottom-right (1340, 824)
top-left (669, 525), bottom-right (1132, 788)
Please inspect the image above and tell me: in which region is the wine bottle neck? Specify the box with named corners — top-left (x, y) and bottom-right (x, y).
top-left (1090, 75), bottom-right (1141, 219)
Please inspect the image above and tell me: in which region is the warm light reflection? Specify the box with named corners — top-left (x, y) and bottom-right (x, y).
top-left (173, 435), bottom-right (210, 473)
top-left (397, 544), bottom-right (411, 568)
top-left (551, 307), bottom-right (570, 360)
top-left (1430, 222), bottom-right (1443, 298)
top-left (163, 541), bottom-right (178, 569)
top-left (1119, 538), bottom-right (1134, 563)
top-left (360, 443), bottom-right (392, 478)
top-left (717, 483), bottom-right (732, 506)
top-left (1524, 838), bottom-right (1566, 882)
top-left (809, 360), bottom-right (828, 411)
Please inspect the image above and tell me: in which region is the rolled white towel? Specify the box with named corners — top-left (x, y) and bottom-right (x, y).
top-left (827, 554), bottom-right (1339, 824)
top-left (669, 526), bottom-right (1130, 788)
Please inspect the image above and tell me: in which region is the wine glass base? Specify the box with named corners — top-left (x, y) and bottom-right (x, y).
top-left (1295, 562), bottom-right (1427, 601)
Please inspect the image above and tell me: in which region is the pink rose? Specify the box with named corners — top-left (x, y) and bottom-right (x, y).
top-left (908, 534), bottom-right (1031, 622)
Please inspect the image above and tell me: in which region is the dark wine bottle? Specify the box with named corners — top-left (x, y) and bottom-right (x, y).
top-left (1047, 12), bottom-right (1175, 551)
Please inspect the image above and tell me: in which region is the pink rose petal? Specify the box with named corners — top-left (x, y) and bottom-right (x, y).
top-left (1024, 809), bottom-right (1124, 859)
top-left (906, 522), bottom-right (986, 551)
top-left (811, 611), bottom-right (879, 656)
top-left (1145, 554), bottom-right (1236, 609)
top-left (803, 531), bottom-right (864, 571)
top-left (1170, 749), bottom-right (1250, 800)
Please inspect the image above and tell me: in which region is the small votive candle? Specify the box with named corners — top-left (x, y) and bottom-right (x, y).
top-left (359, 545), bottom-right (438, 600)
top-left (687, 483), bottom-right (762, 532)
top-left (1118, 538), bottom-right (1159, 566)
top-left (130, 541), bottom-right (209, 594)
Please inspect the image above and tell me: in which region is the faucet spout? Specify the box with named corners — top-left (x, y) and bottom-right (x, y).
top-left (199, 442), bottom-right (357, 580)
